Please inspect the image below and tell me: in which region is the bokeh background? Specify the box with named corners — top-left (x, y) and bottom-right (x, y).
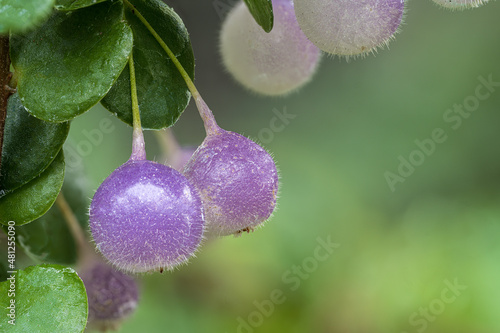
top-left (67, 0), bottom-right (500, 332)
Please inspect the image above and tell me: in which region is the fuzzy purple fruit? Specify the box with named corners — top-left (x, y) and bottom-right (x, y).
top-left (183, 129), bottom-right (279, 237)
top-left (294, 0), bottom-right (405, 57)
top-left (89, 160), bottom-right (204, 273)
top-left (80, 262), bottom-right (139, 331)
top-left (220, 0), bottom-right (321, 96)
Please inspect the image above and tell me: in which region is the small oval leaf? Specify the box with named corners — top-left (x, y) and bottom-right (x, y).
top-left (55, 0), bottom-right (108, 11)
top-left (0, 0), bottom-right (55, 34)
top-left (0, 264), bottom-right (88, 332)
top-left (10, 0), bottom-right (133, 122)
top-left (0, 93), bottom-right (69, 197)
top-left (101, 0), bottom-right (195, 129)
top-left (0, 151), bottom-right (65, 226)
top-left (243, 0), bottom-right (274, 33)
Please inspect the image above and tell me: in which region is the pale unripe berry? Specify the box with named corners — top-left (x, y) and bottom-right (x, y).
top-left (183, 129), bottom-right (279, 237)
top-left (294, 0), bottom-right (405, 57)
top-left (89, 160), bottom-right (204, 273)
top-left (220, 0), bottom-right (321, 96)
top-left (431, 0), bottom-right (488, 9)
top-left (80, 262), bottom-right (139, 331)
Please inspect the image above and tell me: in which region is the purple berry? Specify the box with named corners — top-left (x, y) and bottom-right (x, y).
top-left (431, 0), bottom-right (488, 9)
top-left (183, 129), bottom-right (279, 237)
top-left (89, 159), bottom-right (204, 273)
top-left (80, 262), bottom-right (139, 331)
top-left (294, 0), bottom-right (405, 57)
top-left (220, 0), bottom-right (321, 96)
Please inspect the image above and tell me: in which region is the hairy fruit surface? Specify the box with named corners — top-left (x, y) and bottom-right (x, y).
top-left (80, 262), bottom-right (139, 331)
top-left (294, 0), bottom-right (405, 56)
top-left (89, 160), bottom-right (204, 273)
top-left (183, 130), bottom-right (278, 237)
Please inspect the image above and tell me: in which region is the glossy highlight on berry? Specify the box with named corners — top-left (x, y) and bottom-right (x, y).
top-left (89, 159), bottom-right (205, 273)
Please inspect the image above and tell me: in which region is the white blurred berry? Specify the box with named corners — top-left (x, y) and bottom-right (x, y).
top-left (220, 0), bottom-right (321, 96)
top-left (294, 0), bottom-right (405, 57)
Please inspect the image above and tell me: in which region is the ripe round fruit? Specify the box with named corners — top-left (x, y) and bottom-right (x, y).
top-left (294, 0), bottom-right (405, 56)
top-left (80, 262), bottom-right (139, 331)
top-left (89, 160), bottom-right (204, 273)
top-left (183, 130), bottom-right (279, 237)
top-left (220, 0), bottom-right (321, 96)
top-left (431, 0), bottom-right (488, 9)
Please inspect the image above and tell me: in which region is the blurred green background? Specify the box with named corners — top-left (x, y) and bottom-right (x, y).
top-left (69, 1), bottom-right (500, 332)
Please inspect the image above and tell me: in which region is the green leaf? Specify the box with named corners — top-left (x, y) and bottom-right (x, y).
top-left (55, 0), bottom-right (108, 11)
top-left (0, 0), bottom-right (55, 34)
top-left (243, 0), bottom-right (274, 33)
top-left (10, 0), bottom-right (133, 122)
top-left (14, 162), bottom-right (90, 265)
top-left (0, 264), bottom-right (88, 332)
top-left (0, 151), bottom-right (65, 226)
top-left (13, 209), bottom-right (79, 264)
top-left (0, 93), bottom-right (69, 197)
top-left (101, 0), bottom-right (195, 129)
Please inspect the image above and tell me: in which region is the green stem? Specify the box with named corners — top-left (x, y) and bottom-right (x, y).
top-left (129, 52), bottom-right (146, 161)
top-left (123, 0), bottom-right (196, 94)
top-left (123, 0), bottom-right (221, 136)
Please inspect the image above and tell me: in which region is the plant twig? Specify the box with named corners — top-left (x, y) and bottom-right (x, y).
top-left (0, 36), bottom-right (14, 172)
top-left (56, 192), bottom-right (93, 261)
top-left (123, 0), bottom-right (221, 136)
top-left (128, 52), bottom-right (146, 161)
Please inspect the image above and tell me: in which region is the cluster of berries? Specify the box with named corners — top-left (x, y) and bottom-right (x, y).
top-left (88, 94), bottom-right (279, 274)
top-left (220, 0), bottom-right (490, 96)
